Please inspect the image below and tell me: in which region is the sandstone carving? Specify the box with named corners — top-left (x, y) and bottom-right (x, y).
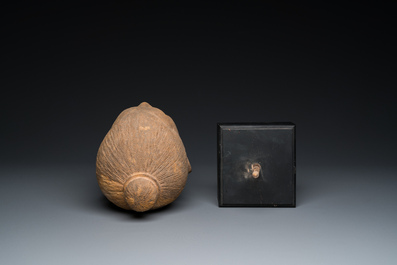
top-left (96, 102), bottom-right (191, 212)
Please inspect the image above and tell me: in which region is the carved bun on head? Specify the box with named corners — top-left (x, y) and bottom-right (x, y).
top-left (96, 102), bottom-right (191, 212)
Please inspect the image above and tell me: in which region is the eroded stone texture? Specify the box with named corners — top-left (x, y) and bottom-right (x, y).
top-left (96, 102), bottom-right (191, 212)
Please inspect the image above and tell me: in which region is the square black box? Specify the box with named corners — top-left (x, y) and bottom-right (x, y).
top-left (217, 123), bottom-right (296, 207)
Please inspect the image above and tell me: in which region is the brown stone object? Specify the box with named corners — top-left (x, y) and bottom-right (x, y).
top-left (251, 163), bottom-right (261, 178)
top-left (96, 102), bottom-right (192, 212)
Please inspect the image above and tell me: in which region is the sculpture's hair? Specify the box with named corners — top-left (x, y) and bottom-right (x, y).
top-left (96, 102), bottom-right (191, 212)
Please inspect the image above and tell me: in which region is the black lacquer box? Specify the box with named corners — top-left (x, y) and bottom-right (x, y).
top-left (217, 123), bottom-right (296, 207)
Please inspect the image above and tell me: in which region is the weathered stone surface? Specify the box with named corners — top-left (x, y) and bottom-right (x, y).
top-left (96, 102), bottom-right (191, 212)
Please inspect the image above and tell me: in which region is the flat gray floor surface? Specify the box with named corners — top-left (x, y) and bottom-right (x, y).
top-left (1, 165), bottom-right (396, 264)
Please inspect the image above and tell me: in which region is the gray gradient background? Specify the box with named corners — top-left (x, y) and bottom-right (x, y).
top-left (1, 2), bottom-right (396, 264)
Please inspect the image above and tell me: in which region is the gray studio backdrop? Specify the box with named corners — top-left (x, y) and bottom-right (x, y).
top-left (1, 2), bottom-right (396, 264)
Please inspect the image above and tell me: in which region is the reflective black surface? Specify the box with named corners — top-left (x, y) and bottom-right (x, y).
top-left (218, 123), bottom-right (296, 207)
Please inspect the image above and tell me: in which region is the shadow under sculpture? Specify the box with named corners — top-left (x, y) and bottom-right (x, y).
top-left (96, 102), bottom-right (192, 212)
